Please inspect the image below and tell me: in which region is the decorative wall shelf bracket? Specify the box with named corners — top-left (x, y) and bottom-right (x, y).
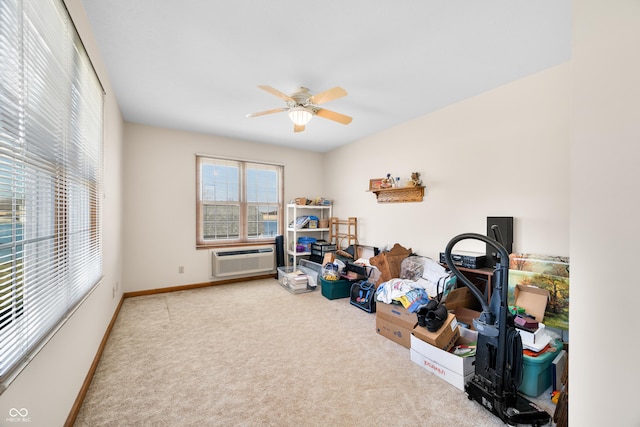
top-left (368, 186), bottom-right (425, 203)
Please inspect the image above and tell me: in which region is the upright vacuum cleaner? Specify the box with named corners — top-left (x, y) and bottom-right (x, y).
top-left (444, 232), bottom-right (551, 427)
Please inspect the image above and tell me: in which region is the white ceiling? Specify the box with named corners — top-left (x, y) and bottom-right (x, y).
top-left (81, 0), bottom-right (570, 153)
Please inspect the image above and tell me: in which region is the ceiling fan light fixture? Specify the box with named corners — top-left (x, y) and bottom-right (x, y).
top-left (248, 86), bottom-right (351, 132)
top-left (288, 107), bottom-right (313, 126)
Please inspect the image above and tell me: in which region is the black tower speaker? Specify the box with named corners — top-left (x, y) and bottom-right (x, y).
top-left (486, 217), bottom-right (513, 268)
top-left (275, 235), bottom-right (285, 268)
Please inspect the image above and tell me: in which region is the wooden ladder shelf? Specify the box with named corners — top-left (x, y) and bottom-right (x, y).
top-left (329, 217), bottom-right (358, 249)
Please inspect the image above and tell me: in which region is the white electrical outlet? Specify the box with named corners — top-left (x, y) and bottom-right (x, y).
top-left (178, 266), bottom-right (184, 274)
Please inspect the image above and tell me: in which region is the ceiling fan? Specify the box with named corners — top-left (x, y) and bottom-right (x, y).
top-left (246, 85), bottom-right (352, 133)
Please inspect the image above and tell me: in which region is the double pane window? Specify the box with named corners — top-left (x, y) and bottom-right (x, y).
top-left (196, 156), bottom-right (282, 247)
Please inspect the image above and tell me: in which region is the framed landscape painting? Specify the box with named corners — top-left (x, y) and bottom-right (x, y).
top-left (508, 253), bottom-right (569, 331)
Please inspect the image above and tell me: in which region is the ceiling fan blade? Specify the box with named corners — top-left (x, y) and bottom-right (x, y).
top-left (246, 107), bottom-right (288, 118)
top-left (315, 108), bottom-right (352, 125)
top-left (258, 85), bottom-right (294, 102)
top-left (294, 123), bottom-right (305, 133)
top-left (309, 87), bottom-right (347, 105)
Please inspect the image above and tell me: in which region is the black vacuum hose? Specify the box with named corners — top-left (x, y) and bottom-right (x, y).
top-left (443, 232), bottom-right (509, 314)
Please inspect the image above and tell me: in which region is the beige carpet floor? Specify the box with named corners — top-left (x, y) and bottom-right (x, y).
top-left (74, 278), bottom-right (554, 426)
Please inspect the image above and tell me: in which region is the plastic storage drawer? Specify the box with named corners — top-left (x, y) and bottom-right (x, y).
top-left (277, 266), bottom-right (318, 294)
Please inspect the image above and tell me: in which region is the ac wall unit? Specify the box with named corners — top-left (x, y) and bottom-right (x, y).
top-left (210, 245), bottom-right (276, 279)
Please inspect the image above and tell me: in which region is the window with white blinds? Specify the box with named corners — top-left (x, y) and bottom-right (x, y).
top-left (0, 0), bottom-right (104, 391)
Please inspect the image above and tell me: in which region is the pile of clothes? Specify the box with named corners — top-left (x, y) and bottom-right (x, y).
top-left (375, 254), bottom-right (457, 313)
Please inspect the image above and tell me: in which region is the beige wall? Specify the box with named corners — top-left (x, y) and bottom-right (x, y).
top-left (570, 0), bottom-right (640, 425)
top-left (0, 1), bottom-right (125, 425)
top-left (122, 123), bottom-right (324, 292)
top-left (324, 64), bottom-right (570, 259)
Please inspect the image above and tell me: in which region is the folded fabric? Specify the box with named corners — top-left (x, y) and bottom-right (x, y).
top-left (375, 278), bottom-right (413, 304)
top-left (406, 293), bottom-right (431, 313)
top-left (395, 288), bottom-right (429, 312)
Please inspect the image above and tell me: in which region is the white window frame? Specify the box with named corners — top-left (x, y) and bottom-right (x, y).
top-left (196, 155), bottom-right (283, 248)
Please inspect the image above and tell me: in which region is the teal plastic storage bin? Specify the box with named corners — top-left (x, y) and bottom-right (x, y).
top-left (519, 348), bottom-right (558, 397)
top-left (320, 277), bottom-right (351, 300)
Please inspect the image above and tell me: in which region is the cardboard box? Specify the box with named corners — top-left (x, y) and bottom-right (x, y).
top-left (376, 302), bottom-right (418, 329)
top-left (512, 286), bottom-right (552, 351)
top-left (452, 307), bottom-right (481, 331)
top-left (354, 244), bottom-right (379, 260)
top-left (411, 327), bottom-right (477, 375)
top-left (376, 302), bottom-right (418, 348)
top-left (410, 349), bottom-right (474, 391)
top-left (513, 284), bottom-right (549, 322)
top-left (412, 313), bottom-right (460, 352)
top-left (410, 327), bottom-right (477, 391)
top-left (376, 317), bottom-right (414, 349)
top-left (518, 322), bottom-right (546, 345)
top-left (443, 286), bottom-right (480, 311)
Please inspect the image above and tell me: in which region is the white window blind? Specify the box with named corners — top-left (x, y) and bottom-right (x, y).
top-left (0, 0), bottom-right (104, 391)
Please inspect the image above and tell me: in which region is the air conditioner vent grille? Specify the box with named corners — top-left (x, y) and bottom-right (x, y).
top-left (210, 246), bottom-right (275, 278)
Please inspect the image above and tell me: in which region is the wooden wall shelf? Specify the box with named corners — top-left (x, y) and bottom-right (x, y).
top-left (368, 186), bottom-right (425, 203)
